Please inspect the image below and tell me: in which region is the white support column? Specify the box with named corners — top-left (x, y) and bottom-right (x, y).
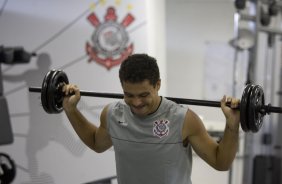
top-left (146, 0), bottom-right (167, 96)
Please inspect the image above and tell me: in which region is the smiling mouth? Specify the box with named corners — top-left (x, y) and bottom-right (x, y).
top-left (132, 105), bottom-right (145, 110)
top-left (131, 105), bottom-right (146, 112)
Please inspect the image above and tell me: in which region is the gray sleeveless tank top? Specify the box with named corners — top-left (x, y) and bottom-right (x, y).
top-left (107, 97), bottom-right (192, 184)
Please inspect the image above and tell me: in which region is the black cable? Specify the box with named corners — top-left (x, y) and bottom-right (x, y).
top-left (59, 54), bottom-right (87, 70)
top-left (128, 20), bottom-right (147, 33)
top-left (32, 0), bottom-right (100, 53)
top-left (4, 84), bottom-right (26, 96)
top-left (2, 65), bottom-right (13, 73)
top-left (0, 0), bottom-right (8, 17)
top-left (3, 54), bottom-right (87, 96)
top-left (32, 8), bottom-right (91, 53)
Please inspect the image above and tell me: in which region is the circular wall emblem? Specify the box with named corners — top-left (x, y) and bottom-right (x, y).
top-left (86, 7), bottom-right (134, 70)
top-left (92, 21), bottom-right (129, 57)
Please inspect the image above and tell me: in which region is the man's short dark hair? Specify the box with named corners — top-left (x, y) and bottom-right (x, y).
top-left (119, 54), bottom-right (160, 86)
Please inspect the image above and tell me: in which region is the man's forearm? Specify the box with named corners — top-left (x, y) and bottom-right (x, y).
top-left (216, 123), bottom-right (239, 170)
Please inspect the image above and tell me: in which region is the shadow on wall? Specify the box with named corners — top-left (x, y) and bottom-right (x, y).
top-left (3, 53), bottom-right (86, 183)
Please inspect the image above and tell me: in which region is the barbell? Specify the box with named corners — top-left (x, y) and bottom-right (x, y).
top-left (29, 69), bottom-right (282, 133)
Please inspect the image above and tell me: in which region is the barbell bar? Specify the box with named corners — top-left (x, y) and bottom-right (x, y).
top-left (28, 69), bottom-right (282, 133)
top-left (29, 86), bottom-right (234, 107)
top-left (29, 86), bottom-right (282, 113)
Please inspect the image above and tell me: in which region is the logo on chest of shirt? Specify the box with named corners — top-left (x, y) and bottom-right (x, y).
top-left (153, 120), bottom-right (170, 138)
top-left (118, 121), bottom-right (128, 127)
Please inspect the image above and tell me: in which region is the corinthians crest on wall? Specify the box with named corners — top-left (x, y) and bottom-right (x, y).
top-left (86, 6), bottom-right (135, 70)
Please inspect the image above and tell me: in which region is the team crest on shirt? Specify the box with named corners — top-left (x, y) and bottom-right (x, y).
top-left (153, 120), bottom-right (170, 138)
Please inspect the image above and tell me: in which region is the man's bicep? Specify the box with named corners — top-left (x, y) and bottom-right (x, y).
top-left (95, 126), bottom-right (112, 152)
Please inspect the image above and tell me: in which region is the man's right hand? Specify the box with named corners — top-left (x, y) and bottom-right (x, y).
top-left (62, 84), bottom-right (81, 112)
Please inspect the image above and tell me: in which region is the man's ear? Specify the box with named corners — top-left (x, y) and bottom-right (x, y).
top-left (156, 79), bottom-right (161, 90)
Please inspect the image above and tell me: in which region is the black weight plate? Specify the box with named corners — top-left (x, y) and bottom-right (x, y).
top-left (41, 70), bottom-right (55, 114)
top-left (53, 70), bottom-right (69, 112)
top-left (240, 84), bottom-right (254, 132)
top-left (248, 85), bottom-right (265, 133)
top-left (0, 153), bottom-right (16, 184)
top-left (47, 70), bottom-right (59, 114)
top-left (48, 70), bottom-right (69, 113)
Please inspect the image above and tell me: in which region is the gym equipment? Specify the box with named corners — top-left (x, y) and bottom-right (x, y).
top-left (84, 176), bottom-right (117, 184)
top-left (0, 46), bottom-right (36, 64)
top-left (0, 153), bottom-right (16, 184)
top-left (260, 7), bottom-right (271, 27)
top-left (229, 28), bottom-right (255, 50)
top-left (268, 1), bottom-right (279, 16)
top-left (234, 0), bottom-right (247, 10)
top-left (252, 155), bottom-right (280, 184)
top-left (0, 96), bottom-right (13, 145)
top-left (0, 64), bottom-right (3, 95)
top-left (29, 69), bottom-right (282, 133)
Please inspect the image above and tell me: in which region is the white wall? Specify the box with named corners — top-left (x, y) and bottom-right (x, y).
top-left (146, 0), bottom-right (167, 95)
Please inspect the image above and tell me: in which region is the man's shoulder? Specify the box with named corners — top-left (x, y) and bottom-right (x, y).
top-left (162, 97), bottom-right (188, 112)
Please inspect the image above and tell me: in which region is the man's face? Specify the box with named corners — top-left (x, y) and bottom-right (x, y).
top-left (122, 79), bottom-right (161, 117)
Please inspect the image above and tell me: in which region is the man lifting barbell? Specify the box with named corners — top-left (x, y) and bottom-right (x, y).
top-left (30, 53), bottom-right (280, 184)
